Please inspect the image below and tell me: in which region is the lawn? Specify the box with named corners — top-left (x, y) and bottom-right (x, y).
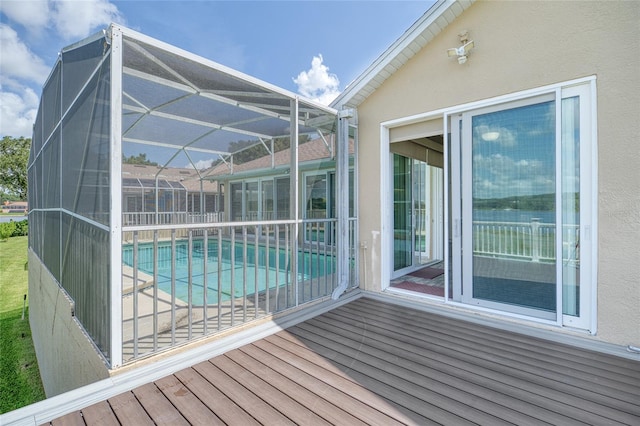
top-left (0, 236), bottom-right (46, 414)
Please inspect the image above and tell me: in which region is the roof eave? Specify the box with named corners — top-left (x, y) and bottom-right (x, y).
top-left (331, 0), bottom-right (474, 110)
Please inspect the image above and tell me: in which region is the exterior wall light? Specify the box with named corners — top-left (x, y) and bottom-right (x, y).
top-left (447, 30), bottom-right (475, 64)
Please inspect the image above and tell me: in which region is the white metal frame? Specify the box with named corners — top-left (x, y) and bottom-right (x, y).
top-left (109, 25), bottom-right (124, 367)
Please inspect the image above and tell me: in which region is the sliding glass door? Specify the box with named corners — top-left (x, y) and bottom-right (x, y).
top-left (450, 81), bottom-right (594, 328)
top-left (392, 153), bottom-right (444, 277)
top-left (465, 95), bottom-right (557, 319)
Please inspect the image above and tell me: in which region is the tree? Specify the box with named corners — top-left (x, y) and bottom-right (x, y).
top-left (123, 153), bottom-right (158, 166)
top-left (0, 136), bottom-right (30, 200)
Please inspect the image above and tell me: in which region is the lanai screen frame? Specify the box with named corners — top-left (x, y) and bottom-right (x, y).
top-left (30, 23), bottom-right (355, 368)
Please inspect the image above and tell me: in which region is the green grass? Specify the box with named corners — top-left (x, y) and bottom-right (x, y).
top-left (0, 236), bottom-right (46, 414)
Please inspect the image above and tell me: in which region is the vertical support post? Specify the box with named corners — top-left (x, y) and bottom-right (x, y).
top-left (531, 218), bottom-right (540, 262)
top-left (132, 232), bottom-right (138, 359)
top-left (332, 108), bottom-right (353, 300)
top-left (290, 98), bottom-right (299, 305)
top-left (170, 229), bottom-right (176, 344)
top-left (109, 25), bottom-right (123, 368)
top-left (200, 180), bottom-right (204, 217)
top-left (271, 139), bottom-right (275, 169)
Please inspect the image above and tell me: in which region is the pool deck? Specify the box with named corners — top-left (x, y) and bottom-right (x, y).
top-left (42, 295), bottom-right (640, 425)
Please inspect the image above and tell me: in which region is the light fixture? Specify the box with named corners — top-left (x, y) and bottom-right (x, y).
top-left (447, 30), bottom-right (475, 64)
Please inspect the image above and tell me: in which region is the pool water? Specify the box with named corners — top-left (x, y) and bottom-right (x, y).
top-left (123, 238), bottom-right (336, 303)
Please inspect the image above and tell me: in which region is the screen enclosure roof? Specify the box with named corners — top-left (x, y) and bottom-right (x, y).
top-left (87, 24), bottom-right (341, 164)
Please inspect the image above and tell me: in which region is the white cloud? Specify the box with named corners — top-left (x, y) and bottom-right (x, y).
top-left (0, 1), bottom-right (122, 40)
top-left (52, 0), bottom-right (123, 40)
top-left (187, 159), bottom-right (215, 170)
top-left (0, 84), bottom-right (39, 137)
top-left (473, 153), bottom-right (553, 199)
top-left (0, 0), bottom-right (123, 137)
top-left (0, 24), bottom-right (50, 85)
top-left (474, 125), bottom-right (517, 147)
top-left (293, 54), bottom-right (341, 105)
top-left (0, 1), bottom-right (50, 32)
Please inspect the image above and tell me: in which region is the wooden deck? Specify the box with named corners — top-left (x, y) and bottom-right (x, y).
top-left (47, 297), bottom-right (640, 425)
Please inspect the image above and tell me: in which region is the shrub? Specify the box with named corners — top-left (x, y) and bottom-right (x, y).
top-left (0, 221), bottom-right (16, 241)
top-left (12, 219), bottom-right (28, 237)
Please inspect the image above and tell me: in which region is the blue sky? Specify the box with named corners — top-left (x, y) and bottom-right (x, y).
top-left (0, 0), bottom-right (434, 137)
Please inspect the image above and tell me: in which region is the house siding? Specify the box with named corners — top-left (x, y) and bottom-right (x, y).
top-left (355, 0), bottom-right (640, 347)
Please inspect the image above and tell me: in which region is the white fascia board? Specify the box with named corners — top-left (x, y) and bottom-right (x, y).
top-left (113, 24), bottom-right (337, 116)
top-left (332, 0), bottom-right (474, 109)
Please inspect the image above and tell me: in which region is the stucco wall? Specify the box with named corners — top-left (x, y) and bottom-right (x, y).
top-left (356, 1), bottom-right (640, 346)
top-left (29, 250), bottom-right (110, 397)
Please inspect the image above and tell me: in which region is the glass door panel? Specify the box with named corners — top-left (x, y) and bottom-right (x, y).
top-left (463, 98), bottom-right (557, 319)
top-left (245, 181), bottom-right (259, 221)
top-left (275, 177), bottom-right (290, 220)
top-left (262, 180), bottom-right (274, 220)
top-left (413, 160), bottom-right (428, 264)
top-left (230, 182), bottom-right (243, 221)
top-left (393, 154), bottom-right (412, 271)
top-left (561, 96), bottom-right (580, 317)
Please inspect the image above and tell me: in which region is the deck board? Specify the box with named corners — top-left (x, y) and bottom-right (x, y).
top-left (265, 333), bottom-right (463, 425)
top-left (78, 401), bottom-right (120, 425)
top-left (49, 411), bottom-right (85, 426)
top-left (238, 342), bottom-right (407, 425)
top-left (353, 299), bottom-right (640, 387)
top-left (285, 324), bottom-right (519, 425)
top-left (210, 354), bottom-right (332, 425)
top-left (154, 375), bottom-right (223, 425)
top-left (341, 300), bottom-right (640, 410)
top-left (226, 346), bottom-right (370, 426)
top-left (131, 382), bottom-right (189, 425)
top-left (173, 367), bottom-right (260, 425)
top-left (313, 309), bottom-right (603, 424)
top-left (295, 315), bottom-right (585, 425)
top-left (258, 335), bottom-right (436, 425)
top-left (191, 360), bottom-right (296, 425)
top-left (45, 296), bottom-right (640, 425)
top-left (107, 392), bottom-right (154, 425)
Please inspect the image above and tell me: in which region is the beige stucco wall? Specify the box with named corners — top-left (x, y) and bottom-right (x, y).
top-left (29, 250), bottom-right (110, 397)
top-left (356, 1), bottom-right (640, 346)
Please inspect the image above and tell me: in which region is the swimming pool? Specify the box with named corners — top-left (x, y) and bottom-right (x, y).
top-left (122, 238), bottom-right (336, 303)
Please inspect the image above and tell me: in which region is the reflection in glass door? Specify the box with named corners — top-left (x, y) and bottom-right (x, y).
top-left (393, 154), bottom-right (412, 271)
